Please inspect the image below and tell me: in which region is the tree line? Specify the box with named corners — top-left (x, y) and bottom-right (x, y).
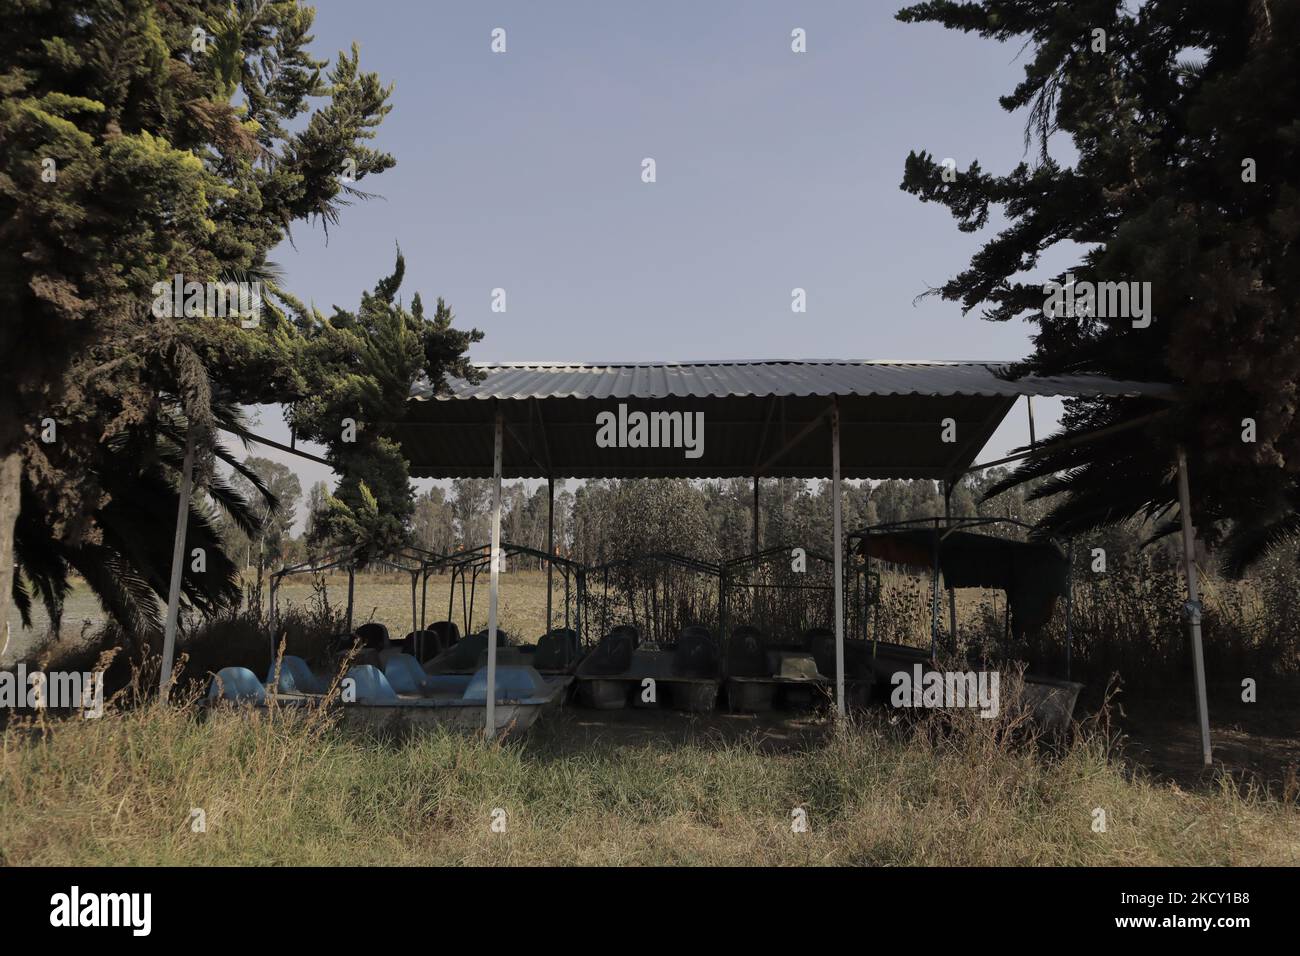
top-left (221, 460), bottom-right (1072, 574)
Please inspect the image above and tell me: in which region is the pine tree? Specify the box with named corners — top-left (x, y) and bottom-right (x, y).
top-left (290, 253), bottom-right (482, 563)
top-left (1, 1), bottom-right (397, 650)
top-left (897, 0), bottom-right (1300, 572)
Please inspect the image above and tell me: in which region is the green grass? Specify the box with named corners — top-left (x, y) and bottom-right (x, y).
top-left (2, 698), bottom-right (1295, 866)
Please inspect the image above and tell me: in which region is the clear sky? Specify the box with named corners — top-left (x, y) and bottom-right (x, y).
top-left (244, 0), bottom-right (1069, 526)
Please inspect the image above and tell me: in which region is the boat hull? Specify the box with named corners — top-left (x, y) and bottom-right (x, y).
top-left (336, 699), bottom-right (550, 735)
top-left (666, 679), bottom-right (719, 713)
top-left (1021, 677), bottom-right (1083, 735)
top-left (576, 678), bottom-right (630, 709)
top-left (724, 677), bottom-right (830, 713)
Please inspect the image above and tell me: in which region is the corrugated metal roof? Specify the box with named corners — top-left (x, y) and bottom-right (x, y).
top-left (410, 360), bottom-right (1176, 402)
top-left (395, 360), bottom-right (1172, 480)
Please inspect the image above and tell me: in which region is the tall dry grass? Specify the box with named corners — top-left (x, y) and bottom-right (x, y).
top-left (1, 682), bottom-right (1295, 866)
top-left (867, 543), bottom-right (1300, 699)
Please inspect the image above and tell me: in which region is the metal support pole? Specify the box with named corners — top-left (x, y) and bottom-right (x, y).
top-left (1064, 545), bottom-right (1074, 681)
top-left (468, 566), bottom-right (477, 632)
top-left (448, 566), bottom-right (457, 632)
top-left (546, 476), bottom-right (555, 636)
top-left (410, 572), bottom-right (418, 642)
top-left (945, 482), bottom-right (957, 644)
top-left (831, 400), bottom-right (845, 718)
top-left (420, 570), bottom-right (429, 632)
top-left (485, 412), bottom-right (504, 737)
top-left (159, 426), bottom-right (195, 700)
top-left (575, 570), bottom-right (583, 639)
top-left (752, 476), bottom-right (760, 556)
top-left (930, 519), bottom-right (940, 658)
top-left (346, 566), bottom-right (355, 634)
top-left (1026, 395), bottom-right (1037, 448)
top-left (1176, 447), bottom-right (1213, 767)
top-left (268, 577), bottom-right (277, 635)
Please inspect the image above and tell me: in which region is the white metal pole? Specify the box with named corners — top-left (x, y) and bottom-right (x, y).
top-left (159, 426), bottom-right (195, 699)
top-left (346, 567), bottom-right (354, 633)
top-left (1176, 447), bottom-right (1213, 767)
top-left (831, 401), bottom-right (845, 718)
top-left (486, 412), bottom-right (504, 737)
top-left (945, 481), bottom-right (956, 642)
top-left (546, 476), bottom-right (554, 636)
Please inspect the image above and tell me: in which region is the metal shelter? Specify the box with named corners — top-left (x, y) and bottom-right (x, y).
top-left (162, 359), bottom-right (1208, 764)
top-left (376, 360), bottom-right (1204, 749)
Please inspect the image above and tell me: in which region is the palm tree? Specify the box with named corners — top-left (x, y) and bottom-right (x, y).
top-left (10, 399), bottom-right (276, 641)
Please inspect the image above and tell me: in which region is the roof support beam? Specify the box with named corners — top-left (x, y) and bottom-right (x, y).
top-left (755, 402), bottom-right (834, 476)
top-left (503, 420), bottom-right (548, 475)
top-left (221, 426), bottom-right (330, 466)
top-left (752, 395), bottom-right (779, 471)
top-left (942, 396), bottom-right (1016, 482)
top-left (531, 398), bottom-right (554, 476)
top-left (961, 409), bottom-right (1168, 475)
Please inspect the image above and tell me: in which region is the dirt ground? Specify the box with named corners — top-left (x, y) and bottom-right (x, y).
top-left (529, 688), bottom-right (1299, 801)
top-left (1116, 690), bottom-right (1300, 798)
top-left (528, 705), bottom-right (833, 757)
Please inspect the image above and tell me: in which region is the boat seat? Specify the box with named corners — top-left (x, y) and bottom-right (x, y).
top-left (610, 624), bottom-right (639, 644)
top-left (355, 622), bottom-right (390, 650)
top-left (266, 655), bottom-right (324, 694)
top-left (534, 628), bottom-right (582, 670)
top-left (401, 628), bottom-right (454, 661)
top-left (384, 654), bottom-right (434, 695)
top-left (579, 628), bottom-right (637, 676)
top-left (343, 664), bottom-right (399, 704)
top-left (673, 627), bottom-right (719, 679)
top-left (424, 629), bottom-right (508, 673)
top-left (463, 665), bottom-right (550, 702)
top-left (208, 667), bottom-right (266, 705)
top-left (804, 628), bottom-right (836, 678)
top-left (726, 626), bottom-right (767, 678)
top-left (427, 621), bottom-right (461, 649)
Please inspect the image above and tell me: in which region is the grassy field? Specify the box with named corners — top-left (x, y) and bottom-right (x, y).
top-left (5, 568), bottom-right (1296, 866)
top-left (9, 567), bottom-right (987, 649)
top-left (5, 569), bottom-right (568, 659)
top-left (2, 697), bottom-right (1296, 866)
top-left (298, 568), bottom-right (569, 641)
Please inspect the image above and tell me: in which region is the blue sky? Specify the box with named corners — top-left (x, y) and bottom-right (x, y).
top-left (246, 0), bottom-right (1070, 522)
